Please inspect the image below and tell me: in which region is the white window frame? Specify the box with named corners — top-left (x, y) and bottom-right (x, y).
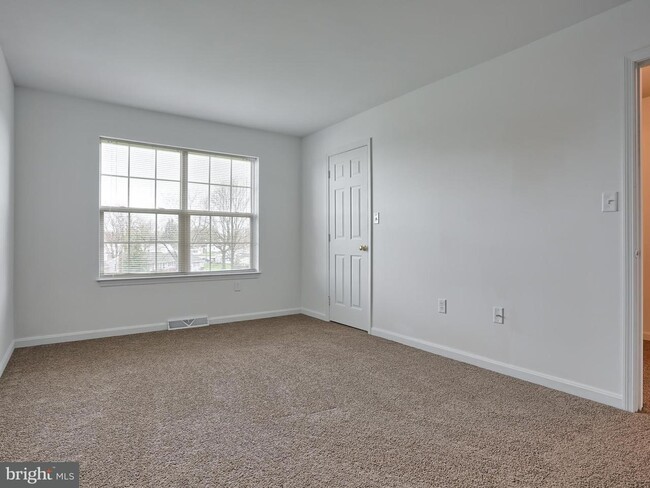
top-left (97, 137), bottom-right (259, 285)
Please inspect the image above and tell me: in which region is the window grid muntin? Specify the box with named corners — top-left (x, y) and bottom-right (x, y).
top-left (100, 139), bottom-right (256, 277)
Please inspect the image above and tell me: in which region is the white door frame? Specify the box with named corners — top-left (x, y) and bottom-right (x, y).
top-left (326, 138), bottom-right (373, 331)
top-left (623, 46), bottom-right (650, 412)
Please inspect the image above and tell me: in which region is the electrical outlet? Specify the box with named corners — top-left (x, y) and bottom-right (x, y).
top-left (234, 281), bottom-right (241, 292)
top-left (493, 307), bottom-right (504, 324)
top-left (438, 299), bottom-right (447, 314)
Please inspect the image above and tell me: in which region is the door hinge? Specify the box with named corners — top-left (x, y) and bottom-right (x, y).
top-left (328, 233), bottom-right (331, 242)
top-left (636, 249), bottom-right (641, 259)
top-left (328, 296), bottom-right (331, 305)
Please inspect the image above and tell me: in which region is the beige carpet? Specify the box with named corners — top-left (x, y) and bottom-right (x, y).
top-left (2, 315), bottom-right (650, 487)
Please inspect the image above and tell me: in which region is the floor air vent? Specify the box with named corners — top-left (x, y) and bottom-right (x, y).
top-left (168, 316), bottom-right (209, 331)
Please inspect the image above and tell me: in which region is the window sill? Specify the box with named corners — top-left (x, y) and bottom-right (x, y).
top-left (97, 270), bottom-right (260, 286)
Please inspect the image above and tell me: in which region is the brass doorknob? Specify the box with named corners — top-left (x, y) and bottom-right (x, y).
top-left (359, 245), bottom-right (368, 251)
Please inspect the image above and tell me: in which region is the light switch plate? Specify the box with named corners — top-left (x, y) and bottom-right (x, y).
top-left (373, 212), bottom-right (380, 224)
top-left (493, 307), bottom-right (504, 325)
top-left (602, 191), bottom-right (618, 212)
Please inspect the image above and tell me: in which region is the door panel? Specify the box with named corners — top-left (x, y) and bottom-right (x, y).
top-left (351, 186), bottom-right (361, 238)
top-left (335, 254), bottom-right (345, 305)
top-left (334, 189), bottom-right (345, 238)
top-left (351, 255), bottom-right (362, 308)
top-left (329, 145), bottom-right (370, 331)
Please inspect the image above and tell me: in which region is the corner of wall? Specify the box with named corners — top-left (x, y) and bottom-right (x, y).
top-left (0, 43), bottom-right (15, 377)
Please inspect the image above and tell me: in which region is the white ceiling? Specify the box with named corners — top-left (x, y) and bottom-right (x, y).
top-left (0, 0), bottom-right (630, 136)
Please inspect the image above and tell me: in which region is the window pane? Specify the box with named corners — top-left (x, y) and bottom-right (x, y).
top-left (188, 153), bottom-right (209, 183)
top-left (129, 243), bottom-right (156, 273)
top-left (156, 180), bottom-right (180, 209)
top-left (232, 217), bottom-right (251, 243)
top-left (190, 215), bottom-right (210, 243)
top-left (103, 212), bottom-right (129, 242)
top-left (211, 216), bottom-right (231, 244)
top-left (188, 183), bottom-right (209, 211)
top-left (101, 143), bottom-right (128, 176)
top-left (157, 243), bottom-right (178, 272)
top-left (232, 243), bottom-right (251, 269)
top-left (104, 243), bottom-right (128, 274)
top-left (211, 157), bottom-right (231, 185)
top-left (157, 150), bottom-right (181, 181)
top-left (210, 185), bottom-right (231, 212)
top-left (157, 214), bottom-right (178, 242)
top-left (130, 146), bottom-right (156, 179)
top-left (210, 244), bottom-right (230, 270)
top-left (190, 245), bottom-right (210, 272)
top-left (232, 159), bottom-right (251, 187)
top-left (130, 178), bottom-right (155, 208)
top-left (130, 213), bottom-right (155, 242)
top-left (100, 140), bottom-right (258, 277)
top-left (231, 186), bottom-right (251, 213)
top-left (101, 176), bottom-right (128, 207)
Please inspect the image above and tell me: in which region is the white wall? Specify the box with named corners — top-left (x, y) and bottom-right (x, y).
top-left (0, 47), bottom-right (14, 369)
top-left (302, 0), bottom-right (650, 408)
top-left (14, 88), bottom-right (301, 340)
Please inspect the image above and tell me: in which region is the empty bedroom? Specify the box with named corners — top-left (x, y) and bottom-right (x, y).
top-left (2, 0), bottom-right (650, 486)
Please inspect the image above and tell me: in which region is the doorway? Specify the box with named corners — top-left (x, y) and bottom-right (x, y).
top-left (328, 142), bottom-right (372, 331)
top-left (641, 64), bottom-right (650, 410)
top-left (621, 48), bottom-right (650, 413)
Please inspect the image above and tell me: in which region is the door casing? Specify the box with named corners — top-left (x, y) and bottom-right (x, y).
top-left (623, 46), bottom-right (650, 412)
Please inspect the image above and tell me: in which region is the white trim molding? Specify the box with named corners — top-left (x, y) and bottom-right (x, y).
top-left (300, 308), bottom-right (329, 321)
top-left (209, 308), bottom-right (300, 325)
top-left (622, 46), bottom-right (650, 412)
top-left (0, 340), bottom-right (15, 378)
top-left (15, 322), bottom-right (167, 348)
top-left (371, 328), bottom-right (623, 409)
top-left (14, 308), bottom-right (301, 348)
top-left (97, 271), bottom-right (261, 286)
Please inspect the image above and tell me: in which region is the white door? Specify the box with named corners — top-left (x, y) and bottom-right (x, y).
top-left (329, 144), bottom-right (371, 331)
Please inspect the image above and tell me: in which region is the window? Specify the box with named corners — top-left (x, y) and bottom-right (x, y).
top-left (99, 138), bottom-right (257, 279)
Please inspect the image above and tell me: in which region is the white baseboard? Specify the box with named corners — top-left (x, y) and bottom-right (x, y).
top-left (14, 308), bottom-right (302, 348)
top-left (15, 322), bottom-right (167, 348)
top-left (209, 308), bottom-right (300, 325)
top-left (370, 328), bottom-right (623, 409)
top-left (300, 308), bottom-right (328, 321)
top-left (0, 340), bottom-right (15, 378)
top-left (11, 311), bottom-right (624, 409)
